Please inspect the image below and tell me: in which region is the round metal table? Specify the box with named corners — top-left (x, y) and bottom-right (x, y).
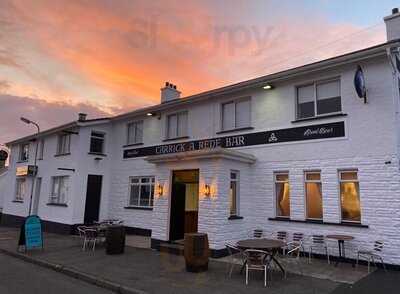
top-left (326, 234), bottom-right (354, 267)
top-left (237, 238), bottom-right (286, 276)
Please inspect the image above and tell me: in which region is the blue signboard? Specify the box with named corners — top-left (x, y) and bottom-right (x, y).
top-left (24, 215), bottom-right (43, 250)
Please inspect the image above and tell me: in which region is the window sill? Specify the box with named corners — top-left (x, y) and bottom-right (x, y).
top-left (162, 136), bottom-right (190, 142)
top-left (291, 113), bottom-right (347, 123)
top-left (124, 206), bottom-right (153, 211)
top-left (47, 203), bottom-right (68, 207)
top-left (16, 160), bottom-right (29, 164)
top-left (216, 126), bottom-right (254, 135)
top-left (88, 152), bottom-right (107, 157)
top-left (228, 215), bottom-right (244, 220)
top-left (123, 142), bottom-right (144, 148)
top-left (12, 200), bottom-right (23, 203)
top-left (54, 153), bottom-right (71, 157)
top-left (268, 217), bottom-right (368, 228)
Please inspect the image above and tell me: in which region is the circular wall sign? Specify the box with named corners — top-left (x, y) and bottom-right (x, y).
top-left (354, 65), bottom-right (367, 102)
top-left (0, 150), bottom-right (8, 161)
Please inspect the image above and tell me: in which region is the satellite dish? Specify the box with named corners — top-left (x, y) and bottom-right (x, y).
top-left (354, 65), bottom-right (367, 103)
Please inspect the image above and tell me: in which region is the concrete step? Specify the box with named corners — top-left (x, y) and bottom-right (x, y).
top-left (159, 243), bottom-right (184, 256)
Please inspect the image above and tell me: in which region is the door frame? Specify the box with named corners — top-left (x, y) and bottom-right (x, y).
top-left (84, 174), bottom-right (103, 224)
top-left (168, 169), bottom-right (199, 241)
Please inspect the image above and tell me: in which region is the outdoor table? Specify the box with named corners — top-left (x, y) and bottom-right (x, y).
top-left (326, 234), bottom-right (354, 267)
top-left (237, 238), bottom-right (286, 276)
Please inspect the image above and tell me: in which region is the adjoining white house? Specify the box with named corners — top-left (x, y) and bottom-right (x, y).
top-left (2, 9), bottom-right (400, 266)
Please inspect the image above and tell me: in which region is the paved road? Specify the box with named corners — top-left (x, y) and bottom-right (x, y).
top-left (0, 253), bottom-right (114, 294)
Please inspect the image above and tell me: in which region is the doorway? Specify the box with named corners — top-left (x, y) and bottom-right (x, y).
top-left (84, 175), bottom-right (103, 224)
top-left (32, 177), bottom-right (41, 215)
top-left (169, 170), bottom-right (199, 241)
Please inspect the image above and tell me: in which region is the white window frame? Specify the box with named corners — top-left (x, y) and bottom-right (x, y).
top-left (338, 170), bottom-right (361, 223)
top-left (221, 97), bottom-right (251, 131)
top-left (19, 143), bottom-right (29, 162)
top-left (127, 176), bottom-right (155, 208)
top-left (37, 139), bottom-right (44, 160)
top-left (49, 176), bottom-right (69, 204)
top-left (127, 120), bottom-right (143, 145)
top-left (166, 111), bottom-right (188, 139)
top-left (296, 78), bottom-right (341, 120)
top-left (15, 178), bottom-right (26, 202)
top-left (56, 133), bottom-right (71, 155)
top-left (304, 171), bottom-right (323, 220)
top-left (90, 131), bottom-right (105, 154)
top-left (229, 170), bottom-right (240, 216)
top-left (274, 172), bottom-right (290, 218)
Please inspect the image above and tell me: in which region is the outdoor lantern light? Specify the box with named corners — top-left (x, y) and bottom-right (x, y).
top-left (263, 84), bottom-right (273, 90)
top-left (156, 183), bottom-right (164, 197)
top-left (204, 184), bottom-right (211, 197)
top-left (146, 112), bottom-right (154, 116)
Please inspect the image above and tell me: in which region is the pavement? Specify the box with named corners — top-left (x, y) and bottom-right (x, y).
top-left (0, 226), bottom-right (398, 294)
top-left (0, 253), bottom-right (113, 294)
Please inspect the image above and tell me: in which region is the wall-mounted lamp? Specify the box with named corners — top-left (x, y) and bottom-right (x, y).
top-left (262, 84), bottom-right (274, 90)
top-left (156, 183), bottom-right (164, 197)
top-left (146, 112), bottom-right (154, 116)
top-left (204, 184), bottom-right (211, 197)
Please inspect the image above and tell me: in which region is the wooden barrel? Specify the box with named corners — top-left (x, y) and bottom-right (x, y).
top-left (105, 225), bottom-right (126, 255)
top-left (184, 233), bottom-right (210, 272)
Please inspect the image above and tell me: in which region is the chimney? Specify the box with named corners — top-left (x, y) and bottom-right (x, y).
top-left (161, 82), bottom-right (181, 103)
top-left (384, 8), bottom-right (400, 41)
top-left (78, 113), bottom-right (87, 122)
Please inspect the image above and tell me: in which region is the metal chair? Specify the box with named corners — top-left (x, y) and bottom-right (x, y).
top-left (248, 229), bottom-right (264, 239)
top-left (356, 241), bottom-right (387, 273)
top-left (284, 233), bottom-right (305, 257)
top-left (243, 249), bottom-right (271, 287)
top-left (308, 235), bottom-right (330, 264)
top-left (82, 229), bottom-right (99, 251)
top-left (225, 243), bottom-right (245, 277)
top-left (277, 243), bottom-right (304, 279)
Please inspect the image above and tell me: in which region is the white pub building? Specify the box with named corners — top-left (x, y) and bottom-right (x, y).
top-left (2, 9), bottom-right (400, 266)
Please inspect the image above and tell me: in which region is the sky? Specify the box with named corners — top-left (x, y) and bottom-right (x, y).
top-left (0, 0), bottom-right (398, 144)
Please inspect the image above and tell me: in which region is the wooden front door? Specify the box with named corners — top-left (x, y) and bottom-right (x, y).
top-left (84, 175), bottom-right (103, 224)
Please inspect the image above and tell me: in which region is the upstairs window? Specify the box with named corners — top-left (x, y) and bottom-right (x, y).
top-left (15, 178), bottom-right (26, 201)
top-left (128, 176), bottom-right (155, 208)
top-left (57, 133), bottom-right (71, 155)
top-left (19, 143), bottom-right (29, 162)
top-left (50, 176), bottom-right (69, 204)
top-left (167, 112), bottom-right (188, 139)
top-left (37, 139), bottom-right (44, 160)
top-left (90, 131), bottom-right (105, 154)
top-left (222, 98), bottom-right (251, 131)
top-left (127, 121), bottom-right (143, 145)
top-left (297, 79), bottom-right (341, 119)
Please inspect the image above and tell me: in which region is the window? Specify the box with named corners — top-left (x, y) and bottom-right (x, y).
top-left (57, 133), bottom-right (71, 155)
top-left (166, 112), bottom-right (188, 139)
top-left (128, 176), bottom-right (155, 207)
top-left (19, 143), bottom-right (29, 161)
top-left (15, 178), bottom-right (26, 201)
top-left (229, 171), bottom-right (239, 216)
top-left (339, 171), bottom-right (361, 223)
top-left (222, 98), bottom-right (251, 131)
top-left (49, 176), bottom-right (69, 204)
top-left (275, 173), bottom-right (290, 217)
top-left (297, 79), bottom-right (341, 119)
top-left (37, 139), bottom-right (44, 160)
top-left (127, 121), bottom-right (143, 145)
top-left (305, 171), bottom-right (323, 219)
top-left (90, 131), bottom-right (105, 153)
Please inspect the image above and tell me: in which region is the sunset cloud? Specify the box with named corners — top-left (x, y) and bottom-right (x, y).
top-left (0, 0), bottom-right (386, 143)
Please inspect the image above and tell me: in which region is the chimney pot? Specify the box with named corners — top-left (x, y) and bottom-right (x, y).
top-left (78, 113), bottom-right (87, 121)
top-left (161, 82), bottom-right (181, 103)
top-left (384, 9), bottom-right (400, 41)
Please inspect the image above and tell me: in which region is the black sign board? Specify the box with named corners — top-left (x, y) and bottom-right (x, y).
top-left (124, 121), bottom-right (345, 159)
